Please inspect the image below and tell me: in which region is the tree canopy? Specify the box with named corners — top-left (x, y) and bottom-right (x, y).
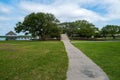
top-left (101, 25), bottom-right (120, 39)
top-left (14, 12), bottom-right (120, 40)
top-left (61, 20), bottom-right (97, 38)
top-left (15, 12), bottom-right (60, 40)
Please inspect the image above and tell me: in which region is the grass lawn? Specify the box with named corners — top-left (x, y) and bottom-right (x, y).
top-left (72, 41), bottom-right (120, 80)
top-left (0, 41), bottom-right (68, 80)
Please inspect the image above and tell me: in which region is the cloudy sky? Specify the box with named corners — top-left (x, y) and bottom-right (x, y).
top-left (0, 0), bottom-right (120, 35)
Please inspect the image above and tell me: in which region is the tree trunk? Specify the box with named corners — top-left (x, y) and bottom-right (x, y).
top-left (38, 35), bottom-right (41, 41)
top-left (112, 35), bottom-right (115, 39)
top-left (41, 35), bottom-right (46, 41)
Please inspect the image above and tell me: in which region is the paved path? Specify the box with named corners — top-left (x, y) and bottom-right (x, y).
top-left (61, 34), bottom-right (109, 80)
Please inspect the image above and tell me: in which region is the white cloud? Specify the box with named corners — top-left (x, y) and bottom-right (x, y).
top-left (0, 23), bottom-right (13, 33)
top-left (0, 7), bottom-right (10, 14)
top-left (0, 0), bottom-right (120, 35)
top-left (0, 3), bottom-right (12, 14)
top-left (105, 0), bottom-right (120, 19)
top-left (0, 16), bottom-right (10, 21)
top-left (90, 0), bottom-right (120, 20)
top-left (19, 0), bottom-right (107, 23)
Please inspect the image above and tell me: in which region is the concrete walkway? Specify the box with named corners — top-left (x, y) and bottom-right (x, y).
top-left (61, 34), bottom-right (109, 80)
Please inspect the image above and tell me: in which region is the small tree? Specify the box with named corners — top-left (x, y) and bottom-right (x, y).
top-left (15, 12), bottom-right (60, 40)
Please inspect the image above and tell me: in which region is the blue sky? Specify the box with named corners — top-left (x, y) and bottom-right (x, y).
top-left (0, 0), bottom-right (120, 35)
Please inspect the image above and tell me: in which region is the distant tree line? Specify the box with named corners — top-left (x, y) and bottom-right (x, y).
top-left (14, 12), bottom-right (120, 40)
top-left (60, 20), bottom-right (98, 39)
top-left (60, 21), bottom-right (120, 39)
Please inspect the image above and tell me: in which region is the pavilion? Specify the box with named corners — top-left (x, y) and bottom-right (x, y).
top-left (6, 31), bottom-right (17, 40)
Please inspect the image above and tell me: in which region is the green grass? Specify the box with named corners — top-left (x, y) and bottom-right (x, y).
top-left (0, 41), bottom-right (68, 80)
top-left (72, 41), bottom-right (120, 80)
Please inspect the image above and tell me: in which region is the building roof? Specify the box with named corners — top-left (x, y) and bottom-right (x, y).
top-left (6, 31), bottom-right (17, 35)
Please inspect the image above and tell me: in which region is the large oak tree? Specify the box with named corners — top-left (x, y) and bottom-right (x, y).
top-left (15, 12), bottom-right (60, 40)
